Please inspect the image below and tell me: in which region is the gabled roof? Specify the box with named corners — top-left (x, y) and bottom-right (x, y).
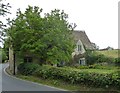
top-left (72, 30), bottom-right (94, 50)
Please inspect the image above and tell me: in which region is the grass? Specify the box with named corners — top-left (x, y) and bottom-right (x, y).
top-left (96, 50), bottom-right (119, 58)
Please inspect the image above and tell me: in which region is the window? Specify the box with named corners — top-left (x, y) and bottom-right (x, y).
top-left (79, 59), bottom-right (85, 65)
top-left (78, 45), bottom-right (81, 51)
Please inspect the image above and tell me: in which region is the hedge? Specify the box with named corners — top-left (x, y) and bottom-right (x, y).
top-left (0, 49), bottom-right (7, 63)
top-left (18, 63), bottom-right (120, 89)
top-left (17, 63), bottom-right (40, 75)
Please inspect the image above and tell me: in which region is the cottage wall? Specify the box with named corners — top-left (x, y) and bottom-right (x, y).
top-left (72, 39), bottom-right (85, 57)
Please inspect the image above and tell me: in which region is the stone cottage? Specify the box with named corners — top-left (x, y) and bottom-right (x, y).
top-left (72, 30), bottom-right (94, 65)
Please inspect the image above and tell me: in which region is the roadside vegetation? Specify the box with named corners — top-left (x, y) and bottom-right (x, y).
top-left (17, 75), bottom-right (117, 91)
top-left (16, 49), bottom-right (120, 91)
top-left (17, 62), bottom-right (120, 91)
top-left (85, 50), bottom-right (120, 66)
top-left (0, 48), bottom-right (8, 63)
top-left (1, 2), bottom-right (120, 92)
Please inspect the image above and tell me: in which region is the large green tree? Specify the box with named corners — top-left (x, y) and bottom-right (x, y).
top-left (7, 6), bottom-right (76, 65)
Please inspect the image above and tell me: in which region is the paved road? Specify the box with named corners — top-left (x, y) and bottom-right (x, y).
top-left (1, 63), bottom-right (67, 92)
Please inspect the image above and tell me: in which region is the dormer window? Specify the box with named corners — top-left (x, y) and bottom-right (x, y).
top-left (78, 45), bottom-right (81, 51)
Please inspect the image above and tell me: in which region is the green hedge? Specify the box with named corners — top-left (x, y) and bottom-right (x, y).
top-left (18, 63), bottom-right (120, 89)
top-left (0, 49), bottom-right (7, 63)
top-left (17, 63), bottom-right (40, 75)
top-left (114, 58), bottom-right (120, 66)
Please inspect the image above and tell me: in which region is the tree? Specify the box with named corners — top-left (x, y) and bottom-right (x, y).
top-left (7, 6), bottom-right (76, 65)
top-left (0, 0), bottom-right (11, 44)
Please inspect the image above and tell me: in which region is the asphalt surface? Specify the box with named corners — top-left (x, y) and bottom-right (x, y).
top-left (1, 63), bottom-right (68, 92)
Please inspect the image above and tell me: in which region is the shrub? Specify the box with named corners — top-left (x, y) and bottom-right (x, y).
top-left (75, 65), bottom-right (89, 69)
top-left (0, 49), bottom-right (7, 63)
top-left (17, 63), bottom-right (40, 75)
top-left (85, 51), bottom-right (98, 65)
top-left (87, 64), bottom-right (116, 70)
top-left (114, 58), bottom-right (120, 66)
top-left (85, 51), bottom-right (115, 65)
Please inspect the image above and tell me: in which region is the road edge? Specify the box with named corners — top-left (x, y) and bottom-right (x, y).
top-left (3, 65), bottom-right (67, 91)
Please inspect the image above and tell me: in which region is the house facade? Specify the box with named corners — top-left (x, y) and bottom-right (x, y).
top-left (72, 30), bottom-right (94, 65)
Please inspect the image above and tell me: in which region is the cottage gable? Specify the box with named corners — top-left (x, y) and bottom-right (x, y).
top-left (72, 30), bottom-right (94, 50)
top-left (75, 39), bottom-right (85, 54)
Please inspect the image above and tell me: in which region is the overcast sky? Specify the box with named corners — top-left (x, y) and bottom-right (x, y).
top-left (1, 0), bottom-right (119, 49)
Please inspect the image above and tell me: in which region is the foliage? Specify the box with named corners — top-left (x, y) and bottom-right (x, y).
top-left (0, 0), bottom-right (11, 16)
top-left (0, 0), bottom-right (11, 44)
top-left (0, 48), bottom-right (7, 63)
top-left (114, 57), bottom-right (120, 66)
top-left (17, 62), bottom-right (40, 75)
top-left (74, 65), bottom-right (89, 69)
top-left (74, 64), bottom-right (118, 70)
top-left (2, 38), bottom-right (9, 58)
top-left (85, 50), bottom-right (98, 65)
top-left (18, 63), bottom-right (120, 89)
top-left (6, 6), bottom-right (75, 65)
top-left (85, 50), bottom-right (116, 65)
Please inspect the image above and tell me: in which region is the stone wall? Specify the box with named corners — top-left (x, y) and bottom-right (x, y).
top-left (9, 47), bottom-right (14, 72)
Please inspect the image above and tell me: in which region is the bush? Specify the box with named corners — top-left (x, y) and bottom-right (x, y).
top-left (85, 51), bottom-right (115, 65)
top-left (85, 51), bottom-right (98, 65)
top-left (17, 63), bottom-right (40, 75)
top-left (114, 58), bottom-right (120, 66)
top-left (87, 64), bottom-right (117, 69)
top-left (75, 65), bottom-right (89, 69)
top-left (0, 49), bottom-right (7, 63)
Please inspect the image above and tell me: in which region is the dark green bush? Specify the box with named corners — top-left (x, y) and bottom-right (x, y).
top-left (85, 51), bottom-right (115, 65)
top-left (74, 65), bottom-right (89, 69)
top-left (17, 63), bottom-right (40, 75)
top-left (0, 49), bottom-right (7, 63)
top-left (85, 51), bottom-right (98, 65)
top-left (87, 64), bottom-right (117, 70)
top-left (114, 58), bottom-right (120, 66)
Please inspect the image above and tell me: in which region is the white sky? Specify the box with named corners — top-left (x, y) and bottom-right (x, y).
top-left (1, 0), bottom-right (119, 49)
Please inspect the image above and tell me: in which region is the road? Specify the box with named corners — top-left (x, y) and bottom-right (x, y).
top-left (1, 63), bottom-right (68, 92)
